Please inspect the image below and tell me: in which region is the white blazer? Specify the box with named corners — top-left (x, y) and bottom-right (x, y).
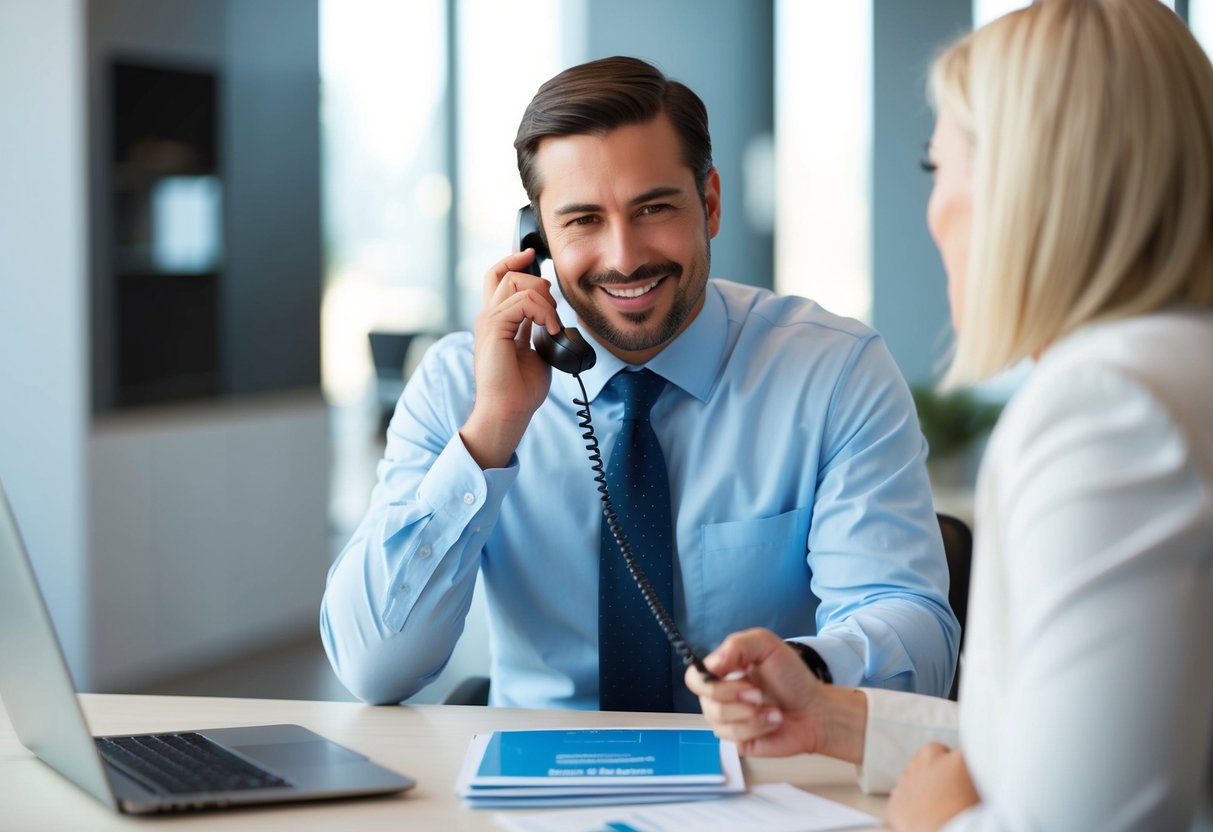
top-left (858, 310), bottom-right (1213, 831)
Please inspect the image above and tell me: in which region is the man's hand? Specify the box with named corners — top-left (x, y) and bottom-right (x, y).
top-left (887, 743), bottom-right (980, 832)
top-left (460, 249), bottom-right (564, 470)
top-left (685, 628), bottom-right (867, 763)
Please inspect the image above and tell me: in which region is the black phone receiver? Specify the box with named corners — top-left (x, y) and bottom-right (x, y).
top-left (515, 205), bottom-right (597, 376)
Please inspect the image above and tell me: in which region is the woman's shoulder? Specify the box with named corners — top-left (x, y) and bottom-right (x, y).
top-left (1040, 309), bottom-right (1213, 379)
top-left (991, 309), bottom-right (1213, 477)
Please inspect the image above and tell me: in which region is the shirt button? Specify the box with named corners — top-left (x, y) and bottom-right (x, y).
top-left (463, 492), bottom-right (475, 505)
top-left (472, 526), bottom-right (481, 534)
top-left (418, 545), bottom-right (432, 558)
top-left (399, 583), bottom-right (409, 594)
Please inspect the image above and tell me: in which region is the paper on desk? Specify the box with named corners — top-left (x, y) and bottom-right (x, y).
top-left (493, 782), bottom-right (880, 832)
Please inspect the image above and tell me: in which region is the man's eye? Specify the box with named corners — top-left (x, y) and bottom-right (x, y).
top-left (568, 215), bottom-right (597, 226)
top-left (638, 204), bottom-right (669, 216)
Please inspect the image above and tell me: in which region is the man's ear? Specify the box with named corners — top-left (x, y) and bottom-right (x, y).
top-left (704, 167), bottom-right (722, 238)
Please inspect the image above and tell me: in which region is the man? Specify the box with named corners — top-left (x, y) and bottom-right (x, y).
top-left (321, 56), bottom-right (958, 712)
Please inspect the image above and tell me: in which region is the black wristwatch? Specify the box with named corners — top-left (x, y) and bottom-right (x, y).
top-left (785, 641), bottom-right (833, 684)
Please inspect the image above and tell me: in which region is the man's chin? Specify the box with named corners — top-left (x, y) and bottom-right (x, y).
top-left (566, 293), bottom-right (688, 355)
top-left (616, 308), bottom-right (658, 326)
top-left (599, 323), bottom-right (678, 354)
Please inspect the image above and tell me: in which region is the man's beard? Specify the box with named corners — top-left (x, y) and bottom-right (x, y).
top-left (558, 242), bottom-right (711, 355)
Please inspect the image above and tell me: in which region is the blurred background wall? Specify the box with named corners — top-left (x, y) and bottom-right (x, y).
top-left (2, 0), bottom-right (328, 694)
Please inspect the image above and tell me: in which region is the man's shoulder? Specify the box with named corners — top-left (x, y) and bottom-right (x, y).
top-left (418, 331), bottom-right (475, 366)
top-left (710, 279), bottom-right (878, 345)
top-left (406, 330), bottom-right (475, 394)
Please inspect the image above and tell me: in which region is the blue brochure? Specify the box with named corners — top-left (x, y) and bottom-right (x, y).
top-left (473, 729), bottom-right (724, 786)
top-left (455, 729), bottom-right (746, 808)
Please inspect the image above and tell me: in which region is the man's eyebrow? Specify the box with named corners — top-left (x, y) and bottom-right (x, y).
top-left (630, 186), bottom-right (684, 205)
top-left (553, 201), bottom-right (602, 217)
top-left (551, 186), bottom-right (687, 218)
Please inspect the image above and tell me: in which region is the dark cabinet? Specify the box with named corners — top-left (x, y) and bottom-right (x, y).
top-left (108, 61), bottom-right (222, 408)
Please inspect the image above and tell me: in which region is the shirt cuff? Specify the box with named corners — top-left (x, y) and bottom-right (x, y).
top-left (794, 635), bottom-right (863, 687)
top-left (415, 433), bottom-right (518, 520)
top-left (855, 687), bottom-right (959, 794)
top-left (380, 437), bottom-right (518, 632)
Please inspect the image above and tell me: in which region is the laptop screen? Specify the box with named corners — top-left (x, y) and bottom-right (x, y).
top-left (0, 481), bottom-right (119, 809)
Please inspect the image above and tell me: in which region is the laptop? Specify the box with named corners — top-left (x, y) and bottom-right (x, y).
top-left (0, 480), bottom-right (415, 813)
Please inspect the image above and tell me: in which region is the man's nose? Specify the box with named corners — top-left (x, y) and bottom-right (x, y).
top-left (602, 222), bottom-right (649, 279)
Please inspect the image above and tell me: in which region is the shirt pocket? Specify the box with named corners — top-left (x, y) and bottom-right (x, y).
top-left (689, 505), bottom-right (817, 649)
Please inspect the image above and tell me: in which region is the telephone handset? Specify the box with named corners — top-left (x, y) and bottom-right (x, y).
top-left (513, 205), bottom-right (716, 684)
top-left (515, 206), bottom-right (597, 375)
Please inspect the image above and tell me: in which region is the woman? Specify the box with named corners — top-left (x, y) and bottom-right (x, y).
top-left (687, 1), bottom-right (1213, 829)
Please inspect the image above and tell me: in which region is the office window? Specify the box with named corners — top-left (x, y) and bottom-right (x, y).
top-left (320, 0), bottom-right (449, 405)
top-left (977, 0), bottom-right (1176, 27)
top-left (1193, 0), bottom-right (1213, 52)
top-left (973, 0), bottom-right (1025, 26)
top-left (454, 0), bottom-right (568, 328)
top-left (320, 0), bottom-right (568, 406)
top-left (774, 0), bottom-right (872, 322)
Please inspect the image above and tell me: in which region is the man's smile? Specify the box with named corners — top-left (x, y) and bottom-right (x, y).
top-left (600, 277), bottom-right (664, 299)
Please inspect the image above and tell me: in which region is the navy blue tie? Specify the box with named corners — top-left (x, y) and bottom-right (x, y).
top-left (598, 369), bottom-right (675, 712)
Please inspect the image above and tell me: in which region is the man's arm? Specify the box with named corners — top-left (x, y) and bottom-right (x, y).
top-left (320, 333), bottom-right (517, 704)
top-left (797, 335), bottom-right (960, 696)
top-left (321, 250), bottom-right (565, 704)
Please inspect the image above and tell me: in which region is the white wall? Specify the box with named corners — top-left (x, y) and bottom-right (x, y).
top-left (89, 395), bottom-right (328, 691)
top-left (0, 0), bottom-right (92, 685)
top-left (82, 0), bottom-right (327, 692)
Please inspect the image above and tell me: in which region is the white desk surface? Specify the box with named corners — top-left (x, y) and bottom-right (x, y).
top-left (0, 693), bottom-right (888, 830)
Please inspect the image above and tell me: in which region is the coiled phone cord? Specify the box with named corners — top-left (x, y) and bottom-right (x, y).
top-left (572, 373), bottom-right (717, 682)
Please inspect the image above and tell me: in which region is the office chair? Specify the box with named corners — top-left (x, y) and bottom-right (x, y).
top-left (937, 513), bottom-right (972, 701)
top-left (367, 330), bottom-right (447, 435)
top-left (442, 513), bottom-right (975, 706)
top-left (367, 331), bottom-right (418, 436)
top-left (443, 675), bottom-right (490, 707)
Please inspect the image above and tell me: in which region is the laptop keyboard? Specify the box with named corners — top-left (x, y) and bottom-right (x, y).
top-left (95, 732), bottom-right (291, 795)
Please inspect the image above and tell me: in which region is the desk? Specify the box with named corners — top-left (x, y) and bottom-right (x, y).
top-left (0, 694), bottom-right (888, 830)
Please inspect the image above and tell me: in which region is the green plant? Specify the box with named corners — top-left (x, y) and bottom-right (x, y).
top-left (911, 385), bottom-right (1003, 459)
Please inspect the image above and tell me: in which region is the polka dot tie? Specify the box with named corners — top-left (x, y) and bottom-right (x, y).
top-left (598, 369), bottom-right (675, 712)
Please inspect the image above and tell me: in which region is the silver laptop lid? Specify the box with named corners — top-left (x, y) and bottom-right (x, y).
top-left (0, 480), bottom-right (118, 809)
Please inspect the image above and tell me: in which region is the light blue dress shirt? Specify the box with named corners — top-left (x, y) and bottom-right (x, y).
top-left (321, 280), bottom-right (959, 711)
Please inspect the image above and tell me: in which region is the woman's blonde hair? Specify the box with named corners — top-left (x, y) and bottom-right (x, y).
top-left (931, 0), bottom-right (1213, 384)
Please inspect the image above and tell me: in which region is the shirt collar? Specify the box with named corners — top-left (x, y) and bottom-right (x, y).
top-left (564, 281), bottom-right (726, 404)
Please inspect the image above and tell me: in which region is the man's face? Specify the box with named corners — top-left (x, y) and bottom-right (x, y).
top-left (532, 113), bottom-right (721, 364)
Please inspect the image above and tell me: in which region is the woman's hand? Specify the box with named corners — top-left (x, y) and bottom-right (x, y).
top-left (887, 743), bottom-right (980, 832)
top-left (685, 628), bottom-right (868, 763)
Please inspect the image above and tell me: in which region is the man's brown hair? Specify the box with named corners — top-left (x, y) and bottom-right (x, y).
top-left (514, 56), bottom-right (713, 209)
